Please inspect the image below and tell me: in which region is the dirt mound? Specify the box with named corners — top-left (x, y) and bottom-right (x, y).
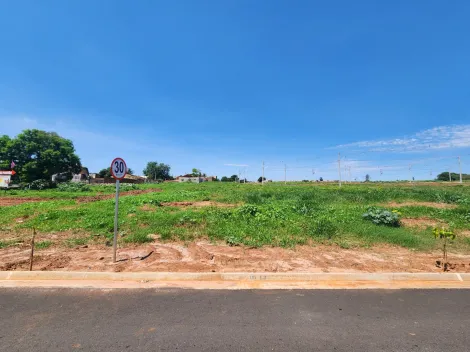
top-left (2, 240), bottom-right (470, 273)
top-left (160, 201), bottom-right (236, 208)
top-left (385, 201), bottom-right (457, 209)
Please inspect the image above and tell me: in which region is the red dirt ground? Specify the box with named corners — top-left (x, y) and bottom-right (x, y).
top-left (2, 240), bottom-right (470, 273)
top-left (0, 188), bottom-right (162, 207)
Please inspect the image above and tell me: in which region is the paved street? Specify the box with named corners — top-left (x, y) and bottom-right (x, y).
top-left (0, 288), bottom-right (469, 351)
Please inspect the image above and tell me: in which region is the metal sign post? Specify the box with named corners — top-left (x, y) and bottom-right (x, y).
top-left (110, 157), bottom-right (127, 263)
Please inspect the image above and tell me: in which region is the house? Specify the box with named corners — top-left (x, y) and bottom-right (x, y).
top-left (71, 168), bottom-right (89, 183)
top-left (176, 175), bottom-right (216, 183)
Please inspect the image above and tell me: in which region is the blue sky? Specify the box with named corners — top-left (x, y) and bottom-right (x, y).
top-left (1, 0), bottom-right (469, 181)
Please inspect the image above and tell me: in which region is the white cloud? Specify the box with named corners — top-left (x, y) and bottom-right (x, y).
top-left (334, 125), bottom-right (470, 152)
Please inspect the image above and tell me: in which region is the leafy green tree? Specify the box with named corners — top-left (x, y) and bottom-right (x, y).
top-left (127, 168), bottom-right (134, 175)
top-left (0, 135), bottom-right (12, 170)
top-left (98, 168), bottom-right (112, 178)
top-left (191, 168), bottom-right (201, 177)
top-left (0, 129), bottom-right (81, 183)
top-left (221, 176), bottom-right (229, 182)
top-left (143, 161), bottom-right (171, 181)
top-left (365, 174), bottom-right (371, 182)
top-left (258, 176), bottom-right (266, 183)
top-left (436, 172), bottom-right (464, 181)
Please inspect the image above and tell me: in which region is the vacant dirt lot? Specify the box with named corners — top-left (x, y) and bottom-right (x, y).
top-left (1, 241), bottom-right (469, 273)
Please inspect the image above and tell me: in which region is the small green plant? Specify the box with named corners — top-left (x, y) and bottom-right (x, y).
top-left (35, 240), bottom-right (52, 249)
top-left (309, 217), bottom-right (337, 239)
top-left (362, 207), bottom-right (400, 227)
top-left (433, 227), bottom-right (455, 264)
top-left (237, 204), bottom-right (260, 217)
top-left (225, 236), bottom-right (241, 246)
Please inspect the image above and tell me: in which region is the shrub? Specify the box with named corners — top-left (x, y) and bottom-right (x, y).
top-left (119, 183), bottom-right (139, 190)
top-left (28, 179), bottom-right (55, 190)
top-left (57, 182), bottom-right (91, 192)
top-left (362, 207), bottom-right (400, 227)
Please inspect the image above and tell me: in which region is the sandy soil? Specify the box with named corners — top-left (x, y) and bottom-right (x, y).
top-left (1, 240), bottom-right (469, 273)
top-left (0, 189), bottom-right (162, 207)
top-left (384, 201), bottom-right (457, 209)
top-left (401, 217), bottom-right (442, 228)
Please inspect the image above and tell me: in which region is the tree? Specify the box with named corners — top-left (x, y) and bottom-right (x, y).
top-left (436, 172), bottom-right (465, 182)
top-left (191, 168), bottom-right (201, 177)
top-left (143, 161), bottom-right (171, 181)
top-left (365, 174), bottom-right (371, 182)
top-left (221, 176), bottom-right (229, 182)
top-left (98, 168), bottom-right (112, 178)
top-left (0, 129), bottom-right (81, 183)
top-left (230, 175), bottom-right (238, 182)
top-left (0, 135), bottom-right (12, 170)
top-left (127, 168), bottom-right (134, 175)
top-left (319, 177), bottom-right (323, 182)
top-left (258, 176), bottom-right (266, 183)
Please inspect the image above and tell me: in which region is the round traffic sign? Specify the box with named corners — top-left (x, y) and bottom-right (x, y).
top-left (110, 157), bottom-right (127, 180)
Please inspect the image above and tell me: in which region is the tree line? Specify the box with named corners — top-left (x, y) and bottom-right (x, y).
top-left (0, 129), bottom-right (173, 185)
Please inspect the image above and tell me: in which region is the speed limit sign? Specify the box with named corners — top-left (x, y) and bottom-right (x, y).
top-left (111, 157), bottom-right (127, 180)
top-left (110, 157), bottom-right (127, 263)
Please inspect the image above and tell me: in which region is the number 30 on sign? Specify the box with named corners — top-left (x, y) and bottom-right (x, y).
top-left (111, 157), bottom-right (127, 180)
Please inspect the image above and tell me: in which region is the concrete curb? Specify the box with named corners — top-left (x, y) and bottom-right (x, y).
top-left (1, 271), bottom-right (470, 289)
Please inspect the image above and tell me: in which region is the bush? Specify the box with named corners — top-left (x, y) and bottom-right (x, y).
top-left (362, 207), bottom-right (400, 227)
top-left (119, 183), bottom-right (139, 190)
top-left (28, 179), bottom-right (55, 190)
top-left (57, 182), bottom-right (91, 192)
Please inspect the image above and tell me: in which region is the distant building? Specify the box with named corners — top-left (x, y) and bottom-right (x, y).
top-left (176, 175), bottom-right (216, 183)
top-left (71, 168), bottom-right (89, 183)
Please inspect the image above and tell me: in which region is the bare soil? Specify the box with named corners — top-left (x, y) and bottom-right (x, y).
top-left (2, 240), bottom-right (470, 273)
top-left (0, 189), bottom-right (162, 207)
top-left (0, 197), bottom-right (47, 206)
top-left (401, 217), bottom-right (442, 228)
top-left (385, 201), bottom-right (457, 209)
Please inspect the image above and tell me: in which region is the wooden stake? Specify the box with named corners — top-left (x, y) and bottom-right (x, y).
top-left (29, 228), bottom-right (36, 271)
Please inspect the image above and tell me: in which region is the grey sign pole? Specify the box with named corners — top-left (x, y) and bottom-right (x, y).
top-left (113, 179), bottom-right (120, 263)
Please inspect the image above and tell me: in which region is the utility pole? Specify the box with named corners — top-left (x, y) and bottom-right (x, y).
top-left (284, 164), bottom-right (287, 184)
top-left (244, 167), bottom-right (246, 184)
top-left (262, 161), bottom-right (265, 185)
top-left (408, 164), bottom-right (412, 183)
top-left (448, 169), bottom-right (452, 182)
top-left (458, 156), bottom-right (463, 184)
top-left (337, 153), bottom-right (342, 187)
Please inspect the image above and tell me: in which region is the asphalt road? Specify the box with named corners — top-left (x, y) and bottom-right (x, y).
top-left (0, 288), bottom-right (469, 351)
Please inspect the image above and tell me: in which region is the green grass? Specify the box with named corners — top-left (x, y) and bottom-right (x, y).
top-left (35, 240), bottom-right (52, 249)
top-left (1, 182), bottom-right (470, 251)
